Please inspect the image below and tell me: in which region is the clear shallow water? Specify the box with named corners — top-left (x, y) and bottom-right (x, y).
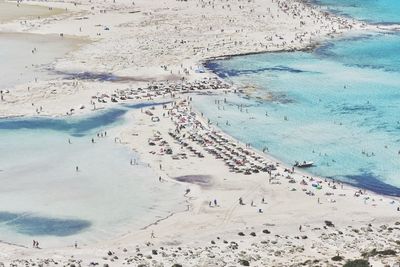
top-left (0, 103), bottom-right (184, 247)
top-left (0, 33), bottom-right (81, 91)
top-left (314, 0), bottom-right (400, 24)
top-left (196, 33), bottom-right (400, 196)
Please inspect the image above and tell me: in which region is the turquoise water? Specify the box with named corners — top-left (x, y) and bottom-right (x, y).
top-left (197, 32), bottom-right (400, 196)
top-left (0, 103), bottom-right (184, 247)
top-left (314, 0), bottom-right (400, 24)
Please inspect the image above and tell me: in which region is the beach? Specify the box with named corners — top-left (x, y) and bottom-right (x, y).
top-left (0, 0), bottom-right (400, 266)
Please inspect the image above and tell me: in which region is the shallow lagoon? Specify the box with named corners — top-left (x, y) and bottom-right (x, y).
top-left (0, 103), bottom-right (184, 247)
top-left (0, 33), bottom-right (83, 91)
top-left (196, 32), bottom-right (400, 196)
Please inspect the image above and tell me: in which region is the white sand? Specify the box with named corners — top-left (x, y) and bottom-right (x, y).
top-left (0, 0), bottom-right (399, 266)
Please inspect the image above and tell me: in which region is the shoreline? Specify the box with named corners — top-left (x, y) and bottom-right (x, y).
top-left (188, 92), bottom-right (400, 200)
top-left (0, 0), bottom-right (65, 23)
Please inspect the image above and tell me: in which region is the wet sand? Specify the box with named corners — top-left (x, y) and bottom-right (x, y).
top-left (0, 0), bottom-right (64, 23)
top-left (0, 32), bottom-right (88, 91)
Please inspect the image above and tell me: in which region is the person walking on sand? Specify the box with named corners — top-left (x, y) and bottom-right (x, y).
top-left (151, 231), bottom-right (155, 238)
top-left (299, 225), bottom-right (302, 232)
top-left (76, 166), bottom-right (79, 172)
top-left (74, 241), bottom-right (78, 248)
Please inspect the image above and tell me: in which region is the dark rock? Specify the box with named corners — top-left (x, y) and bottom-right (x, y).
top-left (331, 255), bottom-right (344, 261)
top-left (324, 220), bottom-right (334, 227)
top-left (362, 249), bottom-right (396, 257)
top-left (238, 259), bottom-right (250, 266)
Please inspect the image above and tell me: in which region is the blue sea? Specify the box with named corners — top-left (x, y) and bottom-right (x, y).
top-left (314, 0), bottom-right (400, 24)
top-left (195, 31), bottom-right (400, 196)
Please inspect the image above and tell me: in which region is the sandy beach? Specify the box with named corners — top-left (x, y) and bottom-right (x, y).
top-left (0, 0), bottom-right (400, 266)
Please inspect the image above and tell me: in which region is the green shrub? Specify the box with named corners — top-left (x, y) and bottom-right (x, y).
top-left (343, 259), bottom-right (370, 267)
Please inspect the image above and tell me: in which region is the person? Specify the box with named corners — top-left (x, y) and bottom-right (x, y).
top-left (151, 231), bottom-right (155, 238)
top-left (159, 176), bottom-right (162, 182)
top-left (76, 166), bottom-right (79, 172)
top-left (214, 199), bottom-right (217, 206)
top-left (261, 197), bottom-right (265, 204)
top-left (74, 241), bottom-right (78, 248)
top-left (91, 138), bottom-right (94, 143)
top-left (299, 225), bottom-right (302, 232)
top-left (33, 240), bottom-right (36, 248)
top-left (68, 138), bottom-right (72, 144)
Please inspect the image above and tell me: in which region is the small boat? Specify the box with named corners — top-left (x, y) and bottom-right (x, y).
top-left (294, 161), bottom-right (314, 168)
